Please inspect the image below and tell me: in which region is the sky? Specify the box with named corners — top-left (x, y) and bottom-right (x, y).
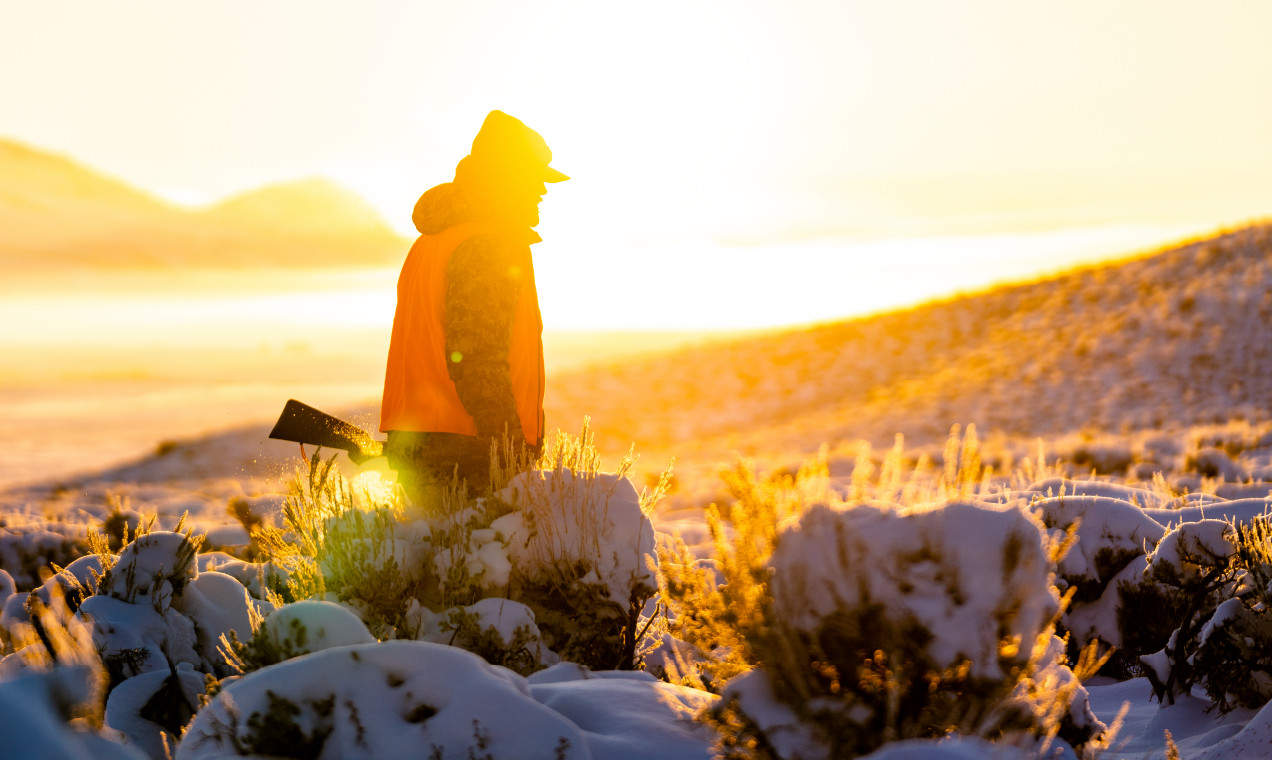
top-left (2, 1), bottom-right (1272, 329)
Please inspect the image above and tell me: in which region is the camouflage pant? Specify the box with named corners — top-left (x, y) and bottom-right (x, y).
top-left (384, 430), bottom-right (489, 507)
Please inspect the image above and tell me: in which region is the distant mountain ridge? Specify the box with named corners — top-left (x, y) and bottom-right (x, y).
top-left (0, 138), bottom-right (409, 270)
top-left (202, 178), bottom-right (396, 238)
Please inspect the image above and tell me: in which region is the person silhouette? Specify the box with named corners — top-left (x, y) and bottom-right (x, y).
top-left (379, 111), bottom-right (568, 507)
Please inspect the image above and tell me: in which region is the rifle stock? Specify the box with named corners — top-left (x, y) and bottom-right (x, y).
top-left (268, 399), bottom-right (384, 464)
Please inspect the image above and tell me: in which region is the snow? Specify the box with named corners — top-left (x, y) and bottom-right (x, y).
top-left (79, 593), bottom-right (201, 676)
top-left (431, 516), bottom-right (512, 590)
top-left (1025, 635), bottom-right (1105, 735)
top-left (259, 600), bottom-right (375, 653)
top-left (169, 570), bottom-right (270, 669)
top-left (0, 590), bottom-right (28, 637)
top-left (200, 524), bottom-right (249, 548)
top-left (463, 597), bottom-right (539, 645)
top-left (1140, 637), bottom-right (1173, 693)
top-left (859, 739), bottom-right (1029, 759)
top-left (104, 664), bottom-right (206, 760)
top-left (179, 641), bottom-right (591, 760)
top-left (1082, 677), bottom-right (1263, 759)
top-left (1188, 448), bottom-right (1247, 482)
top-left (528, 677), bottom-right (717, 759)
top-left (1146, 520), bottom-right (1235, 576)
top-left (198, 556), bottom-right (288, 600)
top-left (498, 468), bottom-right (657, 606)
top-left (720, 669), bottom-right (826, 760)
top-left (1190, 700), bottom-right (1272, 759)
top-left (1215, 482), bottom-right (1272, 500)
top-left (100, 531), bottom-right (199, 606)
top-left (179, 636), bottom-right (717, 760)
top-left (0, 666), bottom-right (147, 760)
top-left (61, 554), bottom-right (108, 588)
top-left (525, 661), bottom-right (658, 685)
top-left (1029, 477), bottom-right (1169, 508)
top-left (1028, 495), bottom-right (1165, 582)
top-left (0, 567), bottom-right (16, 605)
top-left (1142, 497), bottom-right (1272, 528)
top-left (770, 501), bottom-right (1055, 679)
top-left (1066, 555), bottom-right (1148, 648)
top-left (407, 597), bottom-right (559, 668)
top-left (0, 521), bottom-right (88, 590)
top-left (1196, 597), bottom-right (1244, 648)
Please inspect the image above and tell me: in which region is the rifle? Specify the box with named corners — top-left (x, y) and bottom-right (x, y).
top-left (267, 399), bottom-right (385, 465)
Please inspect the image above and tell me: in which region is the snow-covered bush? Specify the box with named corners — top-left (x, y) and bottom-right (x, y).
top-left (1185, 447), bottom-right (1247, 482)
top-left (494, 452), bottom-right (661, 670)
top-left (0, 666), bottom-right (145, 760)
top-left (248, 425), bottom-right (666, 674)
top-left (252, 453), bottom-right (422, 636)
top-left (0, 519), bottom-right (92, 590)
top-left (659, 434), bottom-right (1112, 760)
top-left (1031, 493), bottom-right (1165, 604)
top-left (221, 600), bottom-right (373, 676)
top-left (1061, 437), bottom-right (1134, 476)
top-left (1029, 492), bottom-right (1169, 674)
top-left (734, 499), bottom-right (1060, 758)
top-left (655, 454), bottom-right (824, 691)
top-left (0, 518), bottom-right (273, 756)
top-left (180, 640), bottom-right (592, 760)
top-left (104, 664), bottom-right (206, 758)
top-left (407, 597), bottom-right (558, 675)
top-left (182, 638), bottom-right (716, 760)
top-left (78, 521), bottom-right (258, 689)
top-left (1187, 515), bottom-right (1272, 713)
top-left (198, 554), bottom-right (290, 604)
top-left (1135, 520), bottom-right (1241, 704)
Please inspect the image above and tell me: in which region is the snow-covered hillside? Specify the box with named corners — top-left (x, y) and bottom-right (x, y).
top-left (546, 223), bottom-right (1272, 464)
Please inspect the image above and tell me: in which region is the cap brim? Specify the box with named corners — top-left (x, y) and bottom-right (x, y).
top-left (544, 166), bottom-right (570, 183)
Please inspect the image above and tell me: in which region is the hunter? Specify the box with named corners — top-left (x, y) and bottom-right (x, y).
top-left (379, 111), bottom-right (567, 505)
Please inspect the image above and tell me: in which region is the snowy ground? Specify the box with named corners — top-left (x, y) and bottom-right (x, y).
top-left (1085, 678), bottom-right (1260, 759)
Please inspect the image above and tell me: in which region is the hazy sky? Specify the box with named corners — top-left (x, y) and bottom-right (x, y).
top-left (3, 1), bottom-right (1272, 328)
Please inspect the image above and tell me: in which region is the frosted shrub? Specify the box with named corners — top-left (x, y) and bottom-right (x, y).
top-left (659, 436), bottom-right (1113, 760)
top-left (253, 452), bottom-right (426, 638)
top-left (1031, 493), bottom-right (1168, 674)
top-left (104, 665), bottom-right (206, 758)
top-left (0, 666), bottom-right (144, 760)
top-left (179, 641), bottom-right (590, 760)
top-left (0, 520), bottom-right (92, 590)
top-left (730, 500), bottom-right (1062, 759)
top-left (221, 600), bottom-right (374, 676)
top-left (1184, 447), bottom-right (1246, 481)
top-left (1061, 437), bottom-right (1134, 476)
top-left (251, 424), bottom-right (666, 673)
top-left (1135, 520), bottom-right (1240, 704)
top-left (771, 502), bottom-right (1056, 681)
top-left (407, 597), bottom-right (557, 675)
top-left (494, 461), bottom-right (659, 670)
top-left (77, 523), bottom-right (209, 689)
top-left (0, 518), bottom-right (272, 756)
top-left (1187, 516), bottom-right (1272, 713)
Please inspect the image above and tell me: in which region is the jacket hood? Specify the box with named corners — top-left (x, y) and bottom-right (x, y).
top-left (412, 182), bottom-right (481, 235)
top-left (411, 182), bottom-right (543, 244)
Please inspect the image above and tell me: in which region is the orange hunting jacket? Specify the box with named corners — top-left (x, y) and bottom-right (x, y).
top-left (379, 221), bottom-right (544, 444)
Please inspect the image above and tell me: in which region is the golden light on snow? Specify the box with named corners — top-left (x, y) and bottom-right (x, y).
top-left (351, 470), bottom-right (395, 512)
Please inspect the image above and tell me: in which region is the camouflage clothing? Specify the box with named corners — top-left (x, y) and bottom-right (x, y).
top-left (385, 430), bottom-right (487, 497)
top-left (387, 182), bottom-right (541, 497)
